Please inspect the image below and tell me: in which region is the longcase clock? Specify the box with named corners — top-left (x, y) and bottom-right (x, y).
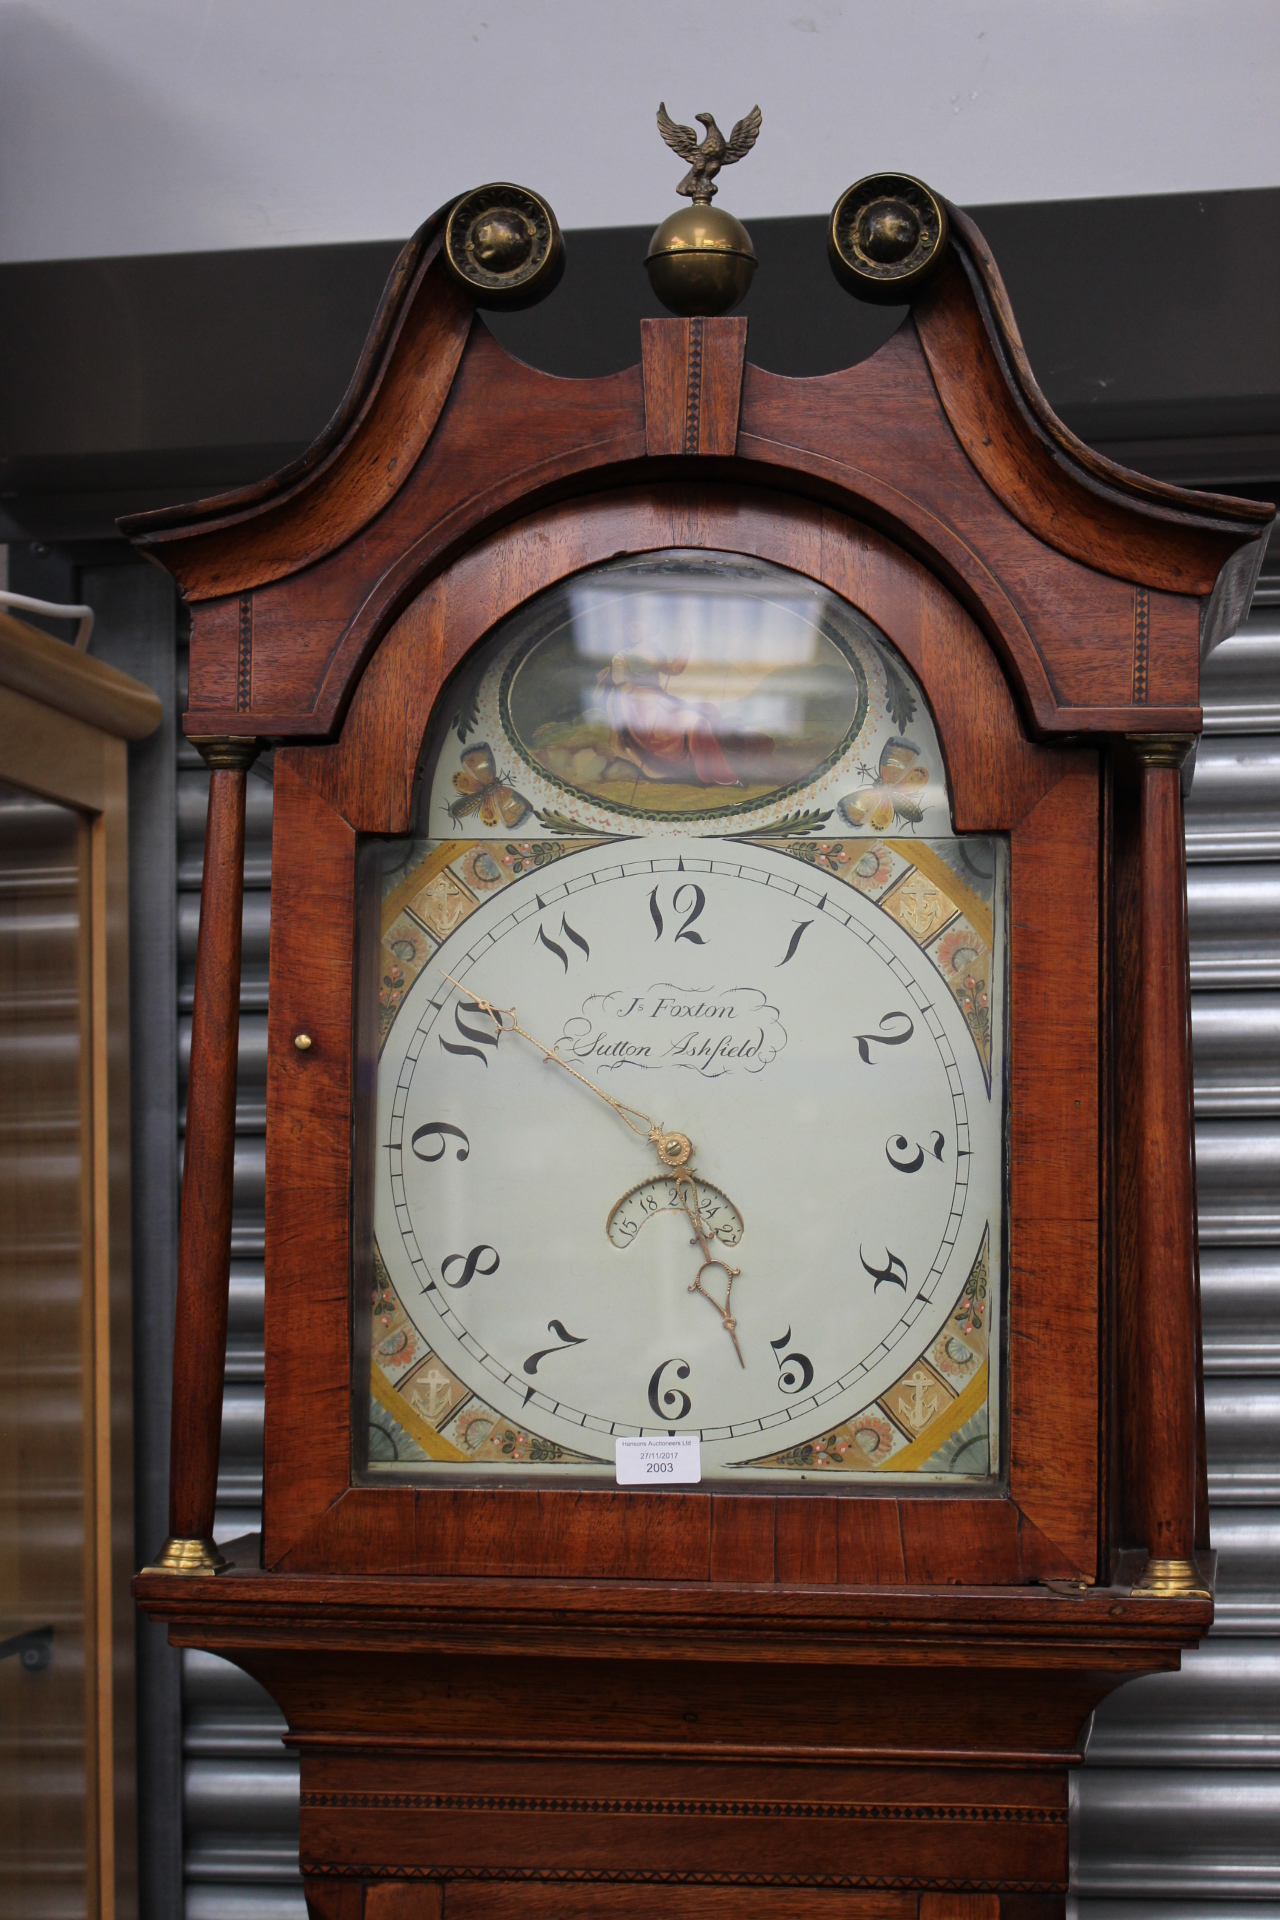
top-left (131, 163), bottom-right (1272, 1917)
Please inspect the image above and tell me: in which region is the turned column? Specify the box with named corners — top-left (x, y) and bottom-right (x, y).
top-left (147, 736), bottom-right (259, 1574)
top-left (1129, 734), bottom-right (1210, 1597)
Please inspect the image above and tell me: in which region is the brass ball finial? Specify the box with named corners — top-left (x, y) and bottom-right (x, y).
top-left (828, 174), bottom-right (949, 303)
top-left (645, 205), bottom-right (758, 317)
top-left (645, 103), bottom-right (763, 317)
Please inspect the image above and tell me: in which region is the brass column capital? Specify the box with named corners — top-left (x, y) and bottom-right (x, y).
top-left (1132, 1555), bottom-right (1212, 1599)
top-left (141, 1535), bottom-right (229, 1577)
top-left (188, 734), bottom-right (261, 773)
top-left (1124, 732), bottom-right (1196, 770)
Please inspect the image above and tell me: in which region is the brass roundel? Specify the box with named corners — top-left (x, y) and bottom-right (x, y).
top-left (827, 174), bottom-right (949, 304)
top-left (444, 182), bottom-right (565, 310)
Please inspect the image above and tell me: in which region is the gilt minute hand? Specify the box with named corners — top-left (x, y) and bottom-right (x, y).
top-left (439, 969), bottom-right (745, 1365)
top-left (438, 969), bottom-right (691, 1169)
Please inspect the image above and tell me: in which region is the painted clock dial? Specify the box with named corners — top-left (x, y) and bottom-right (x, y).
top-left (362, 553), bottom-right (1006, 1485)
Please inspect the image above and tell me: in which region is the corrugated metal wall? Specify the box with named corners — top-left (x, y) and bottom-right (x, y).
top-left (177, 650), bottom-right (302, 1920)
top-left (1077, 587), bottom-right (1280, 1913)
top-left (175, 595), bottom-right (1280, 1917)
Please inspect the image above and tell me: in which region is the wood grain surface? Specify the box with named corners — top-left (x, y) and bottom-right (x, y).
top-left (297, 486), bottom-right (1066, 835)
top-left (168, 766), bottom-right (247, 1541)
top-left (1134, 758), bottom-right (1199, 1563)
top-left (641, 315), bottom-right (747, 456)
top-left (263, 761), bottom-right (359, 1567)
top-left (303, 1885), bottom-right (1057, 1919)
top-left (914, 253), bottom-right (1237, 597)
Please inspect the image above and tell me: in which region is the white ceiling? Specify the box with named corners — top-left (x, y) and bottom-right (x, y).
top-left (2, 0), bottom-right (1279, 263)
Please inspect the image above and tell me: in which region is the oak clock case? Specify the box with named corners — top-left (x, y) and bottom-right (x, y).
top-left (363, 552), bottom-right (1008, 1486)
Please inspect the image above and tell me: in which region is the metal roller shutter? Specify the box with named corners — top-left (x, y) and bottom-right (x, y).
top-left (1076, 584), bottom-right (1280, 1910)
top-left (177, 649), bottom-right (303, 1919)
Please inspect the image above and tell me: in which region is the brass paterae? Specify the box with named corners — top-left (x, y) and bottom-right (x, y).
top-left (444, 183), bottom-right (565, 310)
top-left (646, 104), bottom-right (762, 316)
top-left (828, 174), bottom-right (949, 304)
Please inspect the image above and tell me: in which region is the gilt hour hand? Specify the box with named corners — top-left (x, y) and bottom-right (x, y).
top-left (674, 1173), bottom-right (744, 1368)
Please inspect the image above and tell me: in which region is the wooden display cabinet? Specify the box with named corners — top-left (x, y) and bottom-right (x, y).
top-left (0, 606), bottom-right (161, 1918)
top-left (131, 180), bottom-right (1272, 1915)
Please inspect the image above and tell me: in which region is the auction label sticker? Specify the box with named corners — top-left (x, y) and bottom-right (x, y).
top-left (615, 1435), bottom-right (701, 1485)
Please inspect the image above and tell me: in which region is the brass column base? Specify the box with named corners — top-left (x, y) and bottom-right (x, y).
top-left (142, 1536), bottom-right (229, 1576)
top-left (1132, 1555), bottom-right (1212, 1599)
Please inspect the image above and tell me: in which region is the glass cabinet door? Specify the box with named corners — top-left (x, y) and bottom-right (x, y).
top-left (0, 781), bottom-right (94, 1919)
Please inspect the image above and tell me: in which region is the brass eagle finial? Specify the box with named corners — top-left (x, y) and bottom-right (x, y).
top-left (656, 103), bottom-right (762, 205)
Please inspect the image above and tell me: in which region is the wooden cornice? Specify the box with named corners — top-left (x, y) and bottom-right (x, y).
top-left (919, 202), bottom-right (1273, 647)
top-left (120, 198), bottom-right (1274, 740)
top-left (119, 205), bottom-right (474, 599)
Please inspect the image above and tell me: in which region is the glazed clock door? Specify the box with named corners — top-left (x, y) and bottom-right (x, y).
top-left (361, 549), bottom-right (1006, 1488)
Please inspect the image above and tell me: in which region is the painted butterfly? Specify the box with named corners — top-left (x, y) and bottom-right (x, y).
top-left (837, 736), bottom-right (929, 831)
top-left (448, 743), bottom-right (534, 829)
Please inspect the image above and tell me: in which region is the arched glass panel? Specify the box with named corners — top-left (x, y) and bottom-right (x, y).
top-left (422, 551), bottom-right (952, 837)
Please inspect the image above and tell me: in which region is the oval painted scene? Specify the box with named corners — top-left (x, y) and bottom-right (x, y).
top-left (497, 553), bottom-right (870, 820)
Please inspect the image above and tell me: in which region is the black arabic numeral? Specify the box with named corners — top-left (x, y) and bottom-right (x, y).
top-left (648, 1357), bottom-right (692, 1421)
top-left (536, 913), bottom-right (590, 972)
top-left (523, 1318), bottom-right (587, 1375)
top-left (440, 998), bottom-right (501, 1067)
top-left (770, 1326), bottom-right (815, 1395)
top-left (650, 883), bottom-right (708, 945)
top-left (860, 1246), bottom-right (909, 1293)
top-left (778, 919), bottom-right (813, 967)
top-left (853, 1010), bottom-right (915, 1064)
top-left (439, 1244), bottom-right (500, 1289)
top-left (410, 1121), bottom-right (471, 1164)
top-left (561, 914), bottom-right (590, 960)
top-left (673, 882), bottom-right (706, 944)
top-left (536, 924), bottom-right (568, 970)
top-left (885, 1133), bottom-right (924, 1173)
top-left (885, 1129), bottom-right (946, 1173)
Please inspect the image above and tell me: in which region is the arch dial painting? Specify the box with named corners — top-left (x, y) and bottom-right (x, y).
top-left (363, 553), bottom-right (1005, 1484)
